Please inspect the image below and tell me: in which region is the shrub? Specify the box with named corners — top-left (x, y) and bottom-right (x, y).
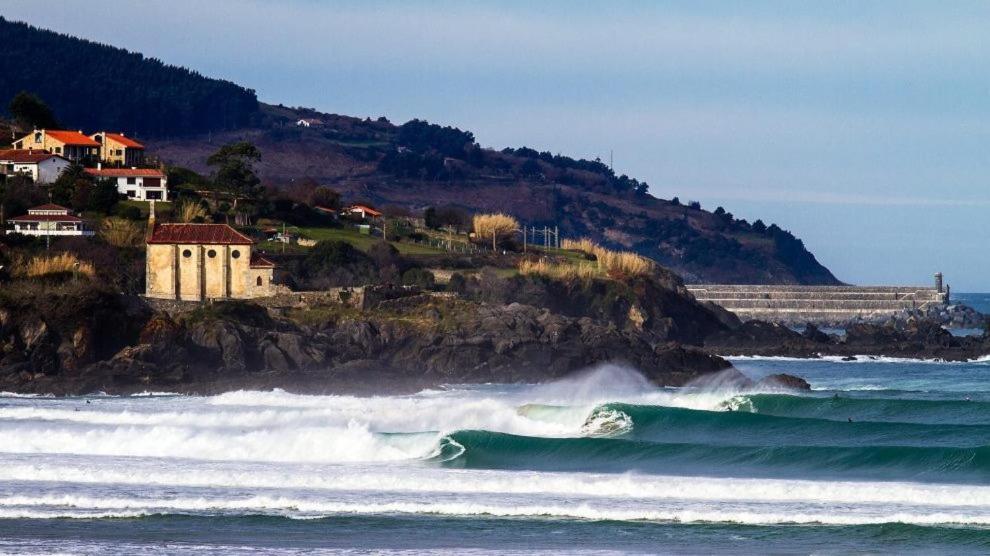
top-left (401, 268), bottom-right (436, 288)
top-left (518, 259), bottom-right (598, 281)
top-left (16, 252), bottom-right (95, 279)
top-left (177, 200), bottom-right (209, 223)
top-left (472, 213), bottom-right (519, 249)
top-left (99, 217), bottom-right (145, 248)
top-left (560, 238), bottom-right (654, 278)
top-left (447, 272), bottom-right (467, 294)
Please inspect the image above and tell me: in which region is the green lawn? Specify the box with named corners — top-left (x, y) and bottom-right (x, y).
top-left (120, 199), bottom-right (173, 218)
top-left (295, 226), bottom-right (447, 255)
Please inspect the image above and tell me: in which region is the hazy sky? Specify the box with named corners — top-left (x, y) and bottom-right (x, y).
top-left (5, 1), bottom-right (989, 289)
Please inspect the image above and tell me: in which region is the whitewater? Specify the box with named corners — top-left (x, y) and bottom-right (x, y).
top-left (1, 361), bottom-right (988, 554)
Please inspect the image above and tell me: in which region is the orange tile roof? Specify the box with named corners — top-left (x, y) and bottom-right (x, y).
top-left (85, 168), bottom-right (164, 178)
top-left (0, 149), bottom-right (63, 163)
top-left (44, 130), bottom-right (100, 147)
top-left (348, 204), bottom-right (382, 217)
top-left (101, 133), bottom-right (145, 149)
top-left (148, 224), bottom-right (254, 245)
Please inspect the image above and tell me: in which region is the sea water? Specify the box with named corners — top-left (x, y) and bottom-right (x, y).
top-left (0, 360), bottom-right (987, 554)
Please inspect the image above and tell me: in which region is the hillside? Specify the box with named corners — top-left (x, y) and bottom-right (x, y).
top-left (0, 17), bottom-right (259, 137)
top-left (151, 106), bottom-right (840, 284)
top-left (0, 18), bottom-right (839, 284)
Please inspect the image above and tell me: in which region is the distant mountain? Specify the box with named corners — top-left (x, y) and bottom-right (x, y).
top-left (2, 17), bottom-right (840, 284)
top-left (0, 17), bottom-right (259, 137)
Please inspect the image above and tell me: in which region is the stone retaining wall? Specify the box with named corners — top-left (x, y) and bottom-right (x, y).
top-left (688, 284), bottom-right (948, 325)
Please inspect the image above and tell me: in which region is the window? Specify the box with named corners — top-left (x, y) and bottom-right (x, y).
top-left (207, 249), bottom-right (217, 258)
top-left (116, 149), bottom-right (123, 156)
top-left (231, 250), bottom-right (241, 259)
top-left (182, 249), bottom-right (192, 258)
top-left (256, 276), bottom-right (263, 286)
top-left (147, 191), bottom-right (162, 200)
top-left (126, 191), bottom-right (136, 198)
top-left (126, 177), bottom-right (136, 185)
top-left (34, 132), bottom-right (41, 143)
top-left (54, 147), bottom-right (61, 154)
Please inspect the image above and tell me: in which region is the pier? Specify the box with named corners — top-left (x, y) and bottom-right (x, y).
top-left (687, 274), bottom-right (949, 325)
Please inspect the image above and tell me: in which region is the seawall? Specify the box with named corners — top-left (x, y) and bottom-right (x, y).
top-left (687, 284), bottom-right (948, 325)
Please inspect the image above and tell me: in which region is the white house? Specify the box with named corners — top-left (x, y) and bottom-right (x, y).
top-left (6, 204), bottom-right (94, 237)
top-left (296, 118), bottom-right (324, 128)
top-left (0, 149), bottom-right (70, 184)
top-left (84, 167), bottom-right (168, 201)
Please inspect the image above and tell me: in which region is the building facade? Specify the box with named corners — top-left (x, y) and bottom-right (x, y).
top-left (90, 132), bottom-right (145, 166)
top-left (6, 204), bottom-right (94, 237)
top-left (0, 149), bottom-right (70, 183)
top-left (84, 167), bottom-right (168, 201)
top-left (145, 223), bottom-right (275, 301)
top-left (12, 130), bottom-right (100, 163)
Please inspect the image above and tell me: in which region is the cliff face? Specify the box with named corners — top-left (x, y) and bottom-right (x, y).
top-left (0, 276), bottom-right (736, 396)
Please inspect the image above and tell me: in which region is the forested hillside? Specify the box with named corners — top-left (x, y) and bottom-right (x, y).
top-left (0, 17), bottom-right (839, 284)
top-left (0, 17), bottom-right (259, 137)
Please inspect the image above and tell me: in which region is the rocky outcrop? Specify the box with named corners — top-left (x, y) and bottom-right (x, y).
top-left (704, 318), bottom-right (990, 361)
top-left (1, 294), bottom-right (733, 396)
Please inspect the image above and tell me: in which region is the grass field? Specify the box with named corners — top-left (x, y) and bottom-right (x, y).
top-left (295, 226), bottom-right (447, 255)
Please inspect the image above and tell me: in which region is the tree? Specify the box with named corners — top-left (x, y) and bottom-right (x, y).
top-left (8, 91), bottom-right (58, 129)
top-left (87, 179), bottom-right (122, 214)
top-left (424, 207), bottom-right (439, 229)
top-left (207, 142), bottom-right (262, 206)
top-left (309, 186), bottom-right (341, 210)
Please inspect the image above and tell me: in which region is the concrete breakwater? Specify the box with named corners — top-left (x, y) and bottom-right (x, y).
top-left (687, 284), bottom-right (949, 326)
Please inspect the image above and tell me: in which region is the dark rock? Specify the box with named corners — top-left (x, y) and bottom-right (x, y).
top-left (755, 373), bottom-right (812, 391)
top-left (801, 324), bottom-right (831, 343)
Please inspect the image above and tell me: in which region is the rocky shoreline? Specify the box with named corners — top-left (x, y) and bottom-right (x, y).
top-left (1, 275), bottom-right (986, 397)
top-left (704, 319), bottom-right (990, 362)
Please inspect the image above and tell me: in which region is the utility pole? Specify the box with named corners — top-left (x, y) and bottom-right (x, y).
top-left (522, 225), bottom-right (527, 253)
top-left (610, 150), bottom-right (614, 174)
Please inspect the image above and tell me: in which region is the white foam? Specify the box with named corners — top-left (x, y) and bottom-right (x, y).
top-left (727, 354), bottom-right (990, 364)
top-left (2, 493), bottom-right (988, 526)
top-left (1, 458), bottom-right (987, 509)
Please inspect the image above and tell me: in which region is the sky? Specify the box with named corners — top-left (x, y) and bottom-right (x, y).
top-left (4, 1), bottom-right (989, 289)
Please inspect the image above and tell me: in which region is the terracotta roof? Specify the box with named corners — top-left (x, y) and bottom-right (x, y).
top-left (9, 213), bottom-right (82, 223)
top-left (0, 149), bottom-right (63, 163)
top-left (29, 204), bottom-right (71, 212)
top-left (148, 224), bottom-right (254, 245)
top-left (101, 133), bottom-right (144, 149)
top-left (85, 168), bottom-right (164, 178)
top-left (43, 130), bottom-right (100, 147)
top-left (347, 204), bottom-right (382, 217)
top-left (250, 253), bottom-right (276, 268)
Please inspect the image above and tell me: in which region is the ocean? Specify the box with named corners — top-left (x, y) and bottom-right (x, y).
top-left (0, 359), bottom-right (988, 555)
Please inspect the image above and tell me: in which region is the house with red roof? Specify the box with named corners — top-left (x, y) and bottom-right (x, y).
top-left (12, 129), bottom-right (100, 163)
top-left (344, 204), bottom-right (383, 220)
top-left (0, 149), bottom-right (70, 184)
top-left (6, 204), bottom-right (94, 237)
top-left (145, 222), bottom-right (275, 300)
top-left (90, 131), bottom-right (145, 167)
top-left (85, 166), bottom-right (168, 201)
